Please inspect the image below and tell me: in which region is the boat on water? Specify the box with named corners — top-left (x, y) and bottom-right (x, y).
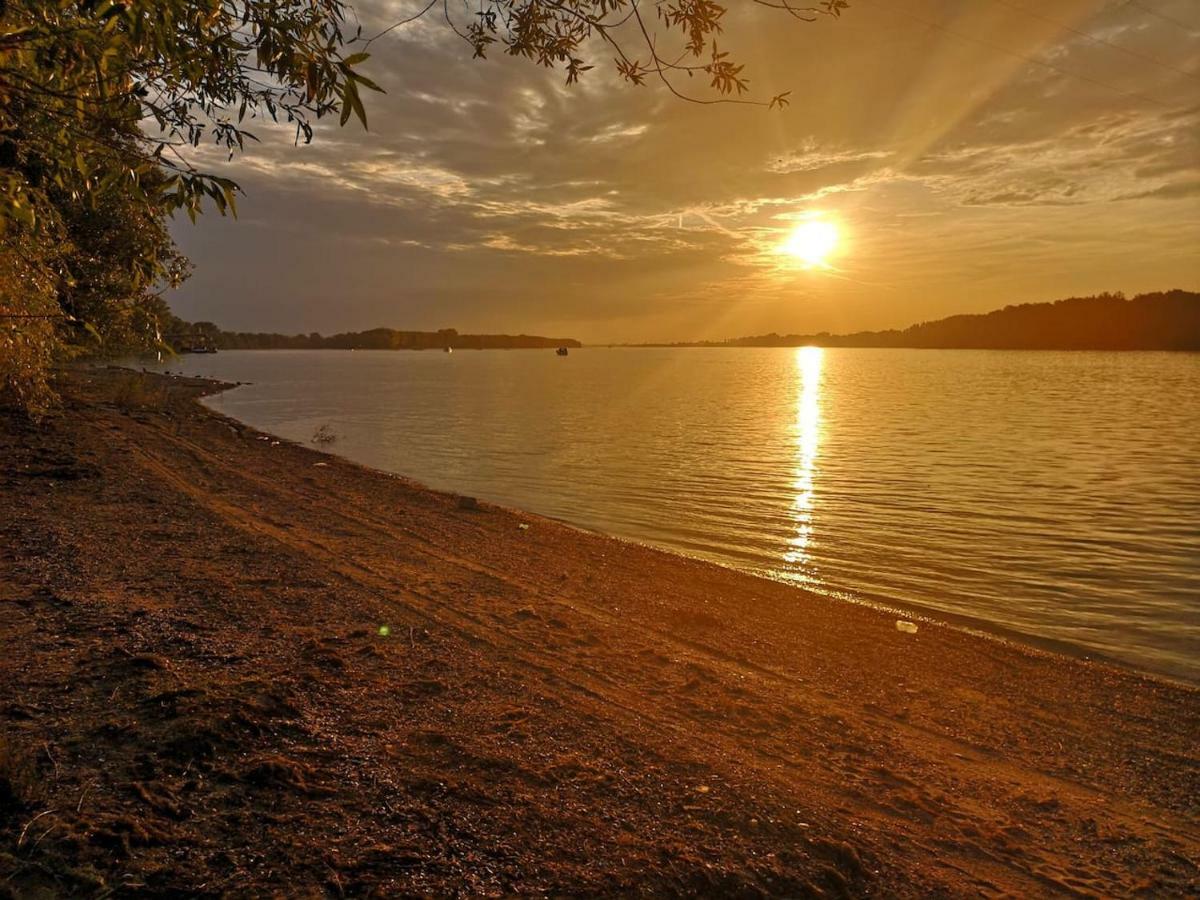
top-left (444, 346), bottom-right (453, 354)
top-left (556, 347), bottom-right (569, 356)
top-left (165, 333), bottom-right (218, 354)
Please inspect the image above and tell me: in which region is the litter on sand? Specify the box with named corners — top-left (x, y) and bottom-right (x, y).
top-left (518, 523), bottom-right (530, 531)
top-left (896, 620), bottom-right (918, 634)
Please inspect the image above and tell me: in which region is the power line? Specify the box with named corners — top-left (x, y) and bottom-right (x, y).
top-left (853, 0), bottom-right (1175, 109)
top-left (989, 0), bottom-right (1200, 83)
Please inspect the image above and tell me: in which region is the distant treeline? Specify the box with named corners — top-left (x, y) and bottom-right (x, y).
top-left (655, 290), bottom-right (1199, 351)
top-left (164, 323), bottom-right (581, 351)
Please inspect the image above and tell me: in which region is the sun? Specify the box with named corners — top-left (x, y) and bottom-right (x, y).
top-left (780, 219), bottom-right (839, 268)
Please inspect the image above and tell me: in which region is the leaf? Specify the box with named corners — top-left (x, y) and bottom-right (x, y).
top-left (352, 72), bottom-right (384, 93)
top-left (339, 81), bottom-right (353, 126)
top-left (349, 81), bottom-right (368, 129)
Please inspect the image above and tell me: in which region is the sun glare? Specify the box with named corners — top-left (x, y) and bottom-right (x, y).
top-left (781, 220), bottom-right (839, 268)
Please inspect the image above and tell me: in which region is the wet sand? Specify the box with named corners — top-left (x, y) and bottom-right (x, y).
top-left (1, 367), bottom-right (1197, 896)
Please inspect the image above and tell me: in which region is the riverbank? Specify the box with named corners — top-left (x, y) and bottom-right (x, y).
top-left (1, 367), bottom-right (1197, 896)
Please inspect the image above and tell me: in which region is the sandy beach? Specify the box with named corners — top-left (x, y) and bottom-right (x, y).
top-left (1, 367), bottom-right (1197, 897)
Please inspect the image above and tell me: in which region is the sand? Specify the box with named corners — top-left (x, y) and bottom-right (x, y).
top-left (0, 367), bottom-right (1196, 896)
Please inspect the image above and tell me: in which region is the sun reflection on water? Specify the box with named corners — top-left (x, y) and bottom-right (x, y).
top-left (783, 346), bottom-right (823, 584)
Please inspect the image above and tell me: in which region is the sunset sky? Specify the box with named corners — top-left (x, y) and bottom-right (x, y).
top-left (170, 0), bottom-right (1200, 342)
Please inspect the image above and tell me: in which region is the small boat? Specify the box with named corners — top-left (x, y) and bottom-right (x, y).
top-left (556, 347), bottom-right (569, 356)
top-left (164, 332), bottom-right (217, 354)
top-left (444, 346), bottom-right (453, 354)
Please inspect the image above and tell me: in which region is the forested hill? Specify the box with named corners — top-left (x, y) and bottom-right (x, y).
top-left (717, 290), bottom-right (1200, 351)
top-left (165, 323), bottom-right (581, 351)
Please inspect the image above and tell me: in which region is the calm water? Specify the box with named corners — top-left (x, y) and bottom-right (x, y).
top-left (148, 348), bottom-right (1200, 682)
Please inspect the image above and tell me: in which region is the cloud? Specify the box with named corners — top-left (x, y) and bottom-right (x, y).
top-left (766, 143), bottom-right (894, 174)
top-left (1114, 179), bottom-right (1200, 201)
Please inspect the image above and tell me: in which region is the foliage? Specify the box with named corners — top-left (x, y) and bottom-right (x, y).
top-left (445, 0), bottom-right (849, 105)
top-left (0, 123), bottom-right (188, 412)
top-left (52, 174), bottom-right (192, 355)
top-left (0, 0), bottom-right (345, 410)
top-left (0, 0), bottom-right (380, 228)
top-left (0, 1), bottom-right (849, 230)
top-left (0, 232), bottom-right (59, 416)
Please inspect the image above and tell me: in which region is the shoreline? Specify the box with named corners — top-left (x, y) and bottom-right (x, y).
top-left (2, 367), bottom-right (1197, 895)
top-left (192, 371), bottom-right (1189, 690)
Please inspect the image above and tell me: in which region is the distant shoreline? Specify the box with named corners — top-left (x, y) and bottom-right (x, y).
top-left (163, 288), bottom-right (1199, 354)
top-left (629, 289), bottom-right (1200, 352)
top-left (172, 343), bottom-right (1199, 352)
top-left (616, 343), bottom-right (1200, 352)
top-left (162, 292), bottom-right (1200, 355)
top-left (162, 324), bottom-right (582, 353)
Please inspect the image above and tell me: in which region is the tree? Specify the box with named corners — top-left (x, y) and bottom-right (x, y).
top-left (53, 168), bottom-right (191, 351)
top-left (404, 0), bottom-right (849, 106)
top-left (1, 1), bottom-right (849, 227)
top-left (0, 1), bottom-right (849, 411)
top-left (0, 111), bottom-right (189, 410)
top-left (1, 1), bottom-right (373, 228)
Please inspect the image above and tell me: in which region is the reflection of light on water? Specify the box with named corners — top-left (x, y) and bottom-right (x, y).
top-left (783, 346), bottom-right (823, 583)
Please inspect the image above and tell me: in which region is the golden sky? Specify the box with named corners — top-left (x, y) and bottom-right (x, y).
top-left (170, 0), bottom-right (1200, 342)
